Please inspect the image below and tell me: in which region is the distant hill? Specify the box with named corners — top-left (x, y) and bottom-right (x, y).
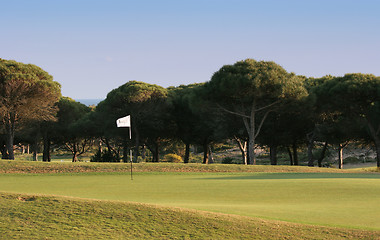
top-left (75, 99), bottom-right (104, 106)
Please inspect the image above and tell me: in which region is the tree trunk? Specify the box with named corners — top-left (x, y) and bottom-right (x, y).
top-left (318, 142), bottom-right (328, 167)
top-left (234, 136), bottom-right (247, 165)
top-left (222, 100), bottom-right (274, 166)
top-left (244, 101), bottom-right (257, 165)
top-left (33, 148), bottom-right (38, 161)
top-left (248, 136), bottom-right (255, 165)
top-left (292, 142), bottom-right (299, 166)
top-left (27, 144), bottom-right (30, 154)
top-left (150, 142), bottom-right (159, 162)
top-left (43, 131), bottom-right (51, 162)
top-left (287, 146), bottom-right (293, 165)
top-left (338, 144), bottom-right (344, 169)
top-left (71, 144), bottom-right (78, 162)
top-left (134, 128), bottom-right (140, 162)
top-left (307, 142), bottom-right (314, 166)
top-left (366, 120), bottom-right (380, 168)
top-left (5, 120), bottom-right (15, 160)
top-left (307, 132), bottom-right (315, 167)
top-left (32, 139), bottom-right (38, 161)
top-left (0, 142), bottom-right (8, 159)
top-left (375, 141), bottom-right (380, 168)
top-left (208, 145), bottom-right (214, 164)
top-left (141, 144), bottom-right (146, 161)
top-left (155, 143), bottom-right (159, 162)
top-left (98, 140), bottom-right (103, 153)
top-left (104, 138), bottom-right (113, 154)
top-left (202, 142), bottom-right (209, 164)
top-left (72, 151), bottom-right (78, 162)
top-left (246, 100), bottom-right (270, 165)
top-left (123, 138), bottom-right (128, 163)
top-left (184, 143), bottom-right (190, 163)
top-left (270, 145), bottom-right (278, 165)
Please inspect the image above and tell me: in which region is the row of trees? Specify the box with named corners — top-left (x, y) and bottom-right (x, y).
top-left (1, 58), bottom-right (380, 168)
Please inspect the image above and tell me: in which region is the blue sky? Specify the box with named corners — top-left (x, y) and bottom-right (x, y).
top-left (1, 0), bottom-right (380, 99)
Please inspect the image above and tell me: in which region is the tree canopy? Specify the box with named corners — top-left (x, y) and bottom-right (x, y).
top-left (94, 81), bottom-right (172, 162)
top-left (0, 59), bottom-right (61, 159)
top-left (3, 58), bottom-right (380, 168)
top-left (204, 59), bottom-right (308, 164)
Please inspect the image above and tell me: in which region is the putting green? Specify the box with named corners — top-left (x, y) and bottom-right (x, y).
top-left (1, 172), bottom-right (379, 230)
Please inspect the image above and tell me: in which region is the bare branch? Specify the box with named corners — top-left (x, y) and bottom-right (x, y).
top-left (65, 143), bottom-right (74, 153)
top-left (341, 141), bottom-right (349, 148)
top-left (255, 100), bottom-right (280, 112)
top-left (234, 135), bottom-right (247, 152)
top-left (255, 110), bottom-right (271, 138)
top-left (376, 124), bottom-right (380, 136)
top-left (243, 117), bottom-right (250, 134)
top-left (216, 103), bottom-right (250, 118)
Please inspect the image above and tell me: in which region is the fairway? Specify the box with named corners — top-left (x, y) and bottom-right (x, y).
top-left (1, 172), bottom-right (380, 230)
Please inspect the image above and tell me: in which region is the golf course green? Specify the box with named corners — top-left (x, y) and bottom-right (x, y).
top-left (1, 171), bottom-right (379, 230)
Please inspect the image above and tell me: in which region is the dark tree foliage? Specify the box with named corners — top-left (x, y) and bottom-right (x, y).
top-left (94, 81), bottom-right (173, 162)
top-left (203, 59), bottom-right (307, 165)
top-left (313, 73), bottom-right (380, 167)
top-left (55, 97), bottom-right (92, 162)
top-left (0, 59), bottom-right (61, 159)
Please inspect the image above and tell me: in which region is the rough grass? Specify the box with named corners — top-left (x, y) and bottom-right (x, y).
top-left (0, 160), bottom-right (373, 174)
top-left (353, 166), bottom-right (380, 173)
top-left (1, 192), bottom-right (379, 240)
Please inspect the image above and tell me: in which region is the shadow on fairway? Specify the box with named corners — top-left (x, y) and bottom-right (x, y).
top-left (202, 173), bottom-right (380, 180)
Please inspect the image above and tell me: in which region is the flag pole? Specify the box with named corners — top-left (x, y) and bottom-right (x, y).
top-left (129, 118), bottom-right (133, 180)
top-left (116, 115), bottom-right (133, 181)
top-left (130, 149), bottom-right (133, 180)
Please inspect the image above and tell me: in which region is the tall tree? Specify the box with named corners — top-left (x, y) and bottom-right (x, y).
top-left (55, 97), bottom-right (92, 162)
top-left (313, 73), bottom-right (380, 167)
top-left (204, 59), bottom-right (307, 165)
top-left (95, 81), bottom-right (171, 162)
top-left (168, 84), bottom-right (199, 163)
top-left (303, 76), bottom-right (334, 167)
top-left (0, 59), bottom-right (61, 159)
top-left (168, 83), bottom-right (221, 164)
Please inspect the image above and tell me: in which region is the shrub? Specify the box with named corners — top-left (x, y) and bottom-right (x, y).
top-left (91, 150), bottom-right (120, 163)
top-left (163, 154), bottom-right (183, 163)
top-left (222, 157), bottom-right (243, 164)
top-left (222, 157), bottom-right (234, 164)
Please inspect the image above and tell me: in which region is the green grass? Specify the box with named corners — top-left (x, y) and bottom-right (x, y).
top-left (1, 192), bottom-right (379, 239)
top-left (1, 161), bottom-right (380, 238)
top-left (1, 171), bottom-right (380, 231)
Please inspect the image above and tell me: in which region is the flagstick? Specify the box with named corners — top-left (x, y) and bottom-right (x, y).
top-left (129, 124), bottom-right (133, 180)
top-left (130, 149), bottom-right (133, 180)
top-left (116, 115), bottom-right (133, 181)
top-left (129, 126), bottom-right (132, 140)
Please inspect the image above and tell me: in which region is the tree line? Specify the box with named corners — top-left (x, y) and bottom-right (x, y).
top-left (1, 58), bottom-right (380, 168)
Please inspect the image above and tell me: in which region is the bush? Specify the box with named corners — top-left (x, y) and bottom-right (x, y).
top-left (222, 157), bottom-right (243, 164)
top-left (163, 154), bottom-right (183, 163)
top-left (343, 156), bottom-right (360, 164)
top-left (222, 157), bottom-right (234, 164)
top-left (90, 150), bottom-right (120, 163)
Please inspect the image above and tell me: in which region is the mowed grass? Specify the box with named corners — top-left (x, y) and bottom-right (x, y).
top-left (1, 161), bottom-right (380, 239)
top-left (1, 168), bottom-right (380, 231)
top-left (1, 193), bottom-right (380, 240)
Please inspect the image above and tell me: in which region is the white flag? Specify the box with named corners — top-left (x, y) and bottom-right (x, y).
top-left (116, 115), bottom-right (131, 128)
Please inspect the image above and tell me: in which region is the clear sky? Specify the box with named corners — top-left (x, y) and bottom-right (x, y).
top-left (1, 0), bottom-right (380, 99)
